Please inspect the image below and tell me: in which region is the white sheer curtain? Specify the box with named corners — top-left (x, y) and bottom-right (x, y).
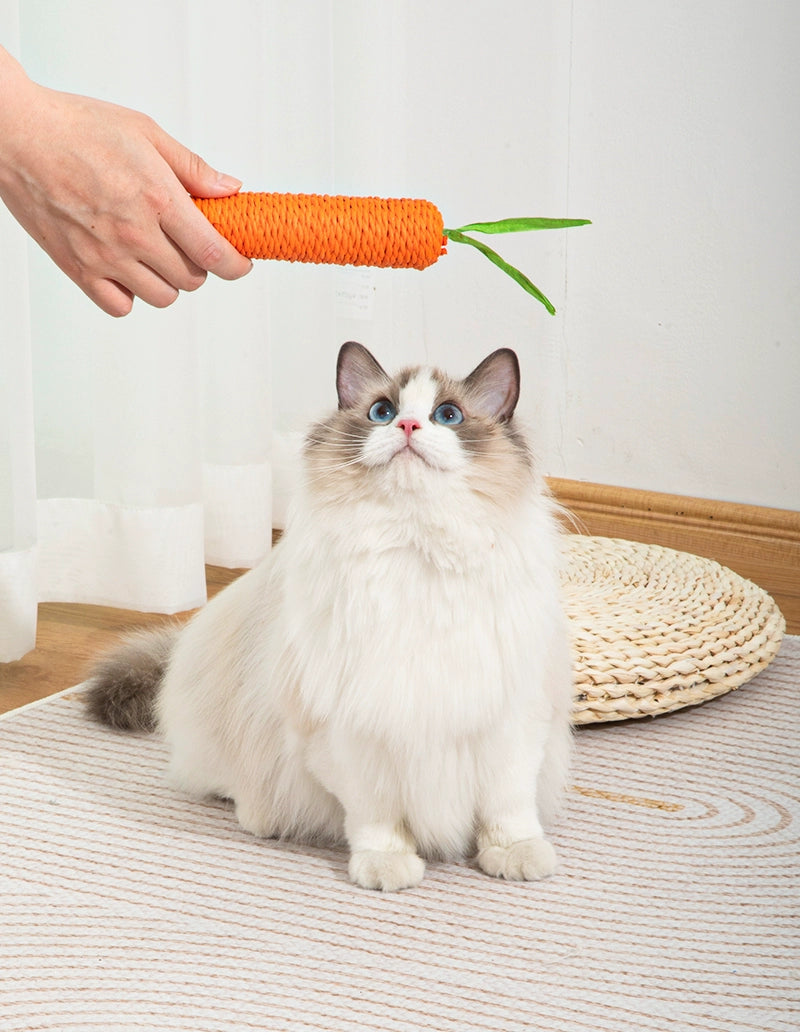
top-left (1, 0), bottom-right (573, 663)
top-left (1, 0), bottom-right (282, 661)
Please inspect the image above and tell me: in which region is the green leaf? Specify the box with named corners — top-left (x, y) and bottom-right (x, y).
top-left (444, 228), bottom-right (556, 314)
top-left (451, 217), bottom-right (591, 235)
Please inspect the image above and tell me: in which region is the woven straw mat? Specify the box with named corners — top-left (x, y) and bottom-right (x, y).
top-left (561, 535), bottom-right (785, 725)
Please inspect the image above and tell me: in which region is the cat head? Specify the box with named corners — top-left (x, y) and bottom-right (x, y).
top-left (305, 342), bottom-right (533, 504)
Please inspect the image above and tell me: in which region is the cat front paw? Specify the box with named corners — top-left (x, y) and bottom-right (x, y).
top-left (348, 849), bottom-right (425, 892)
top-left (477, 837), bottom-right (558, 882)
top-left (235, 798), bottom-right (276, 839)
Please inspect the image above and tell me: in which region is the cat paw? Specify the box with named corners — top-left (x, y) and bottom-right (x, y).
top-left (348, 849), bottom-right (426, 892)
top-left (235, 799), bottom-right (275, 839)
top-left (477, 837), bottom-right (558, 882)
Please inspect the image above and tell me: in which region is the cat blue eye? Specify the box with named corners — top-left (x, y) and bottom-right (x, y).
top-left (368, 399), bottom-right (397, 424)
top-left (432, 402), bottom-right (464, 426)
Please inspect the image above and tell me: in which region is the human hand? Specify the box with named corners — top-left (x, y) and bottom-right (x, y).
top-left (0, 47), bottom-right (253, 316)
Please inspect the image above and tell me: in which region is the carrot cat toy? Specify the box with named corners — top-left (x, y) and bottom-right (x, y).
top-left (194, 192), bottom-right (589, 314)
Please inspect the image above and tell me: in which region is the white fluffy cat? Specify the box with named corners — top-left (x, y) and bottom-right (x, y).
top-left (87, 341), bottom-right (574, 892)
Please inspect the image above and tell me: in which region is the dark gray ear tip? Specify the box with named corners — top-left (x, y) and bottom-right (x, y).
top-left (463, 347), bottom-right (522, 421)
top-left (492, 349), bottom-right (521, 399)
top-left (465, 348), bottom-right (521, 385)
top-left (473, 347), bottom-right (520, 370)
top-left (490, 348), bottom-right (520, 375)
top-left (337, 340), bottom-right (364, 370)
top-left (336, 341), bottom-right (389, 410)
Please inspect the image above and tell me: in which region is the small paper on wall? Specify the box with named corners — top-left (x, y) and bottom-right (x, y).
top-left (335, 267), bottom-right (377, 321)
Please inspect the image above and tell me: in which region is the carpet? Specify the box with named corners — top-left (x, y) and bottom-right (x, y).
top-left (1, 637), bottom-right (798, 1032)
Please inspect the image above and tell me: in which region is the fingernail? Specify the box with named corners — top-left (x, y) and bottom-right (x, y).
top-left (217, 173), bottom-right (243, 192)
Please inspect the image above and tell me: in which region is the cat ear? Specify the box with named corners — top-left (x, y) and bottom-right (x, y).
top-left (336, 341), bottom-right (390, 410)
top-left (463, 348), bottom-right (520, 421)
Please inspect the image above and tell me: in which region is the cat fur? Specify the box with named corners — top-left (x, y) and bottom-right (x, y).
top-left (85, 342), bottom-right (574, 892)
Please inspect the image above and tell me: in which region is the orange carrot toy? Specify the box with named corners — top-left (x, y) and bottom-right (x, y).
top-left (194, 192), bottom-right (589, 314)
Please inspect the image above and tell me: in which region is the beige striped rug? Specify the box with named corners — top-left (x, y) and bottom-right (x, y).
top-left (2, 637), bottom-right (798, 1032)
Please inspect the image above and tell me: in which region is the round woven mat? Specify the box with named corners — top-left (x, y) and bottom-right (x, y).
top-left (561, 536), bottom-right (785, 724)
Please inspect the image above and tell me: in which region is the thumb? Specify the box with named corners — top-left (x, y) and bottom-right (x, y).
top-left (152, 125), bottom-right (243, 198)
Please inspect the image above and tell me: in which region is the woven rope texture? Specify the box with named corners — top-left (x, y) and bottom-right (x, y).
top-left (563, 536), bottom-right (785, 724)
top-left (194, 193), bottom-right (446, 269)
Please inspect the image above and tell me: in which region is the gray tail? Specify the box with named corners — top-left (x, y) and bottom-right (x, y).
top-left (84, 626), bottom-right (178, 732)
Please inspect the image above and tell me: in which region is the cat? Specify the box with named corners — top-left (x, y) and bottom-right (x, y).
top-left (86, 341), bottom-right (574, 892)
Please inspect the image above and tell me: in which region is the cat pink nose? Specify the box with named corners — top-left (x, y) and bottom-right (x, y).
top-left (397, 418), bottom-right (422, 439)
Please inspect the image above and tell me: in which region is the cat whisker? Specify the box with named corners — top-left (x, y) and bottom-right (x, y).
top-left (306, 437), bottom-right (365, 448)
top-left (304, 457), bottom-right (367, 477)
top-left (306, 435), bottom-right (369, 448)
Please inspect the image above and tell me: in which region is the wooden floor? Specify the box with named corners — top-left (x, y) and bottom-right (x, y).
top-left (0, 566), bottom-right (244, 716)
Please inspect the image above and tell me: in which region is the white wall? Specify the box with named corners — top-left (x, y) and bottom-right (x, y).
top-left (12, 0), bottom-right (800, 513)
top-left (274, 0), bottom-right (800, 511)
top-left (562, 0), bottom-right (800, 509)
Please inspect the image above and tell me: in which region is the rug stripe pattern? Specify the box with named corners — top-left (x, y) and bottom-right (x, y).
top-left (1, 638), bottom-right (798, 1030)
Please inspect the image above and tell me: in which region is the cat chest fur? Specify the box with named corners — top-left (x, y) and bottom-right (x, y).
top-left (279, 507), bottom-right (550, 746)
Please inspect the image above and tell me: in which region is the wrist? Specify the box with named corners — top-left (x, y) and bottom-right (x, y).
top-left (0, 47), bottom-right (42, 172)
top-left (0, 43), bottom-right (32, 110)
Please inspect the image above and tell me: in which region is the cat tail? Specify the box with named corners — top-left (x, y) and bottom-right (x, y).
top-left (84, 626), bottom-right (178, 732)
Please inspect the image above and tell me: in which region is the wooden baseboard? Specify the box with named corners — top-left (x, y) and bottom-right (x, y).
top-left (548, 478), bottom-right (800, 635)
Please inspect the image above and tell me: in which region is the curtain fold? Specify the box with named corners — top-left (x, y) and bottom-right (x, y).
top-left (0, 0), bottom-right (283, 660)
top-left (0, 4), bottom-right (37, 661)
top-left (2, 0), bottom-right (574, 663)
